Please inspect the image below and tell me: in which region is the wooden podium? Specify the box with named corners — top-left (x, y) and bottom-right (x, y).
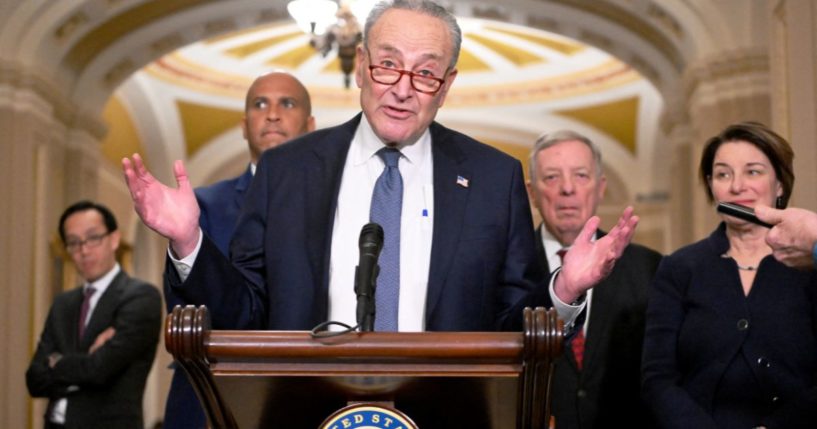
top-left (165, 305), bottom-right (563, 428)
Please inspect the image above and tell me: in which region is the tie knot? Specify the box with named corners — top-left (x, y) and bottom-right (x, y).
top-left (556, 249), bottom-right (568, 263)
top-left (84, 286), bottom-right (96, 298)
top-left (377, 148), bottom-right (401, 168)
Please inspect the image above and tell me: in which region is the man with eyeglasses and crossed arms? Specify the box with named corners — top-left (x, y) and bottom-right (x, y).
top-left (123, 0), bottom-right (636, 342)
top-left (26, 201), bottom-right (162, 429)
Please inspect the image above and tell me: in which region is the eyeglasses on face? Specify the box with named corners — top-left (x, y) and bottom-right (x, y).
top-left (65, 231), bottom-right (111, 253)
top-left (367, 65), bottom-right (448, 95)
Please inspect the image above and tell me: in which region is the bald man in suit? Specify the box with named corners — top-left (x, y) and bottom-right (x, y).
top-left (162, 71), bottom-right (315, 429)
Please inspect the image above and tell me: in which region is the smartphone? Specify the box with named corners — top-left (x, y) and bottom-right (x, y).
top-left (716, 202), bottom-right (773, 228)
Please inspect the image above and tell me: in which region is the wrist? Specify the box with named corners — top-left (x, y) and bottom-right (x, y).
top-left (171, 228), bottom-right (201, 259)
top-left (553, 272), bottom-right (583, 305)
top-left (48, 353), bottom-right (63, 368)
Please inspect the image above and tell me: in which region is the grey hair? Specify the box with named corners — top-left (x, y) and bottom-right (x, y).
top-left (528, 130), bottom-right (603, 180)
top-left (363, 0), bottom-right (462, 69)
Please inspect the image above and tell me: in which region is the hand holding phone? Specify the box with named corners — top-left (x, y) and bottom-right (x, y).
top-left (716, 202), bottom-right (774, 228)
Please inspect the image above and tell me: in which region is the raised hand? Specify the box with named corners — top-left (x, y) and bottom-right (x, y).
top-left (122, 154), bottom-right (201, 258)
top-left (90, 327), bottom-right (116, 354)
top-left (755, 205), bottom-right (817, 269)
top-left (554, 206), bottom-right (639, 303)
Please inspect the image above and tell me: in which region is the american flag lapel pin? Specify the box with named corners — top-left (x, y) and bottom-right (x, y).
top-left (456, 175), bottom-right (469, 188)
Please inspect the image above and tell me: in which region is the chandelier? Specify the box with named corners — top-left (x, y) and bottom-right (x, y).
top-left (287, 0), bottom-right (375, 88)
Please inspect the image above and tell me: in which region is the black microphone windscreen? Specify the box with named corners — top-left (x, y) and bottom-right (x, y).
top-left (359, 223), bottom-right (384, 255)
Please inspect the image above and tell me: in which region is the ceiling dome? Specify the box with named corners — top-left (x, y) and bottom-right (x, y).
top-left (143, 17), bottom-right (642, 107)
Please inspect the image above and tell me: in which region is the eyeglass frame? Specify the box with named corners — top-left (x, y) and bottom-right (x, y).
top-left (364, 48), bottom-right (450, 95)
top-left (65, 231), bottom-right (112, 253)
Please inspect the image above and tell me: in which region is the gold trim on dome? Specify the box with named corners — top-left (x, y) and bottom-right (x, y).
top-left (145, 55), bottom-right (251, 97)
top-left (205, 22), bottom-right (288, 45)
top-left (556, 96), bottom-right (640, 154)
top-left (456, 48), bottom-right (492, 72)
top-left (445, 60), bottom-right (639, 107)
top-left (483, 25), bottom-right (584, 56)
top-left (144, 53), bottom-right (640, 110)
top-left (267, 43), bottom-right (316, 68)
top-left (320, 57), bottom-right (344, 74)
top-left (146, 52), bottom-right (359, 105)
top-left (225, 31), bottom-right (304, 58)
top-left (177, 101), bottom-right (244, 158)
top-left (467, 33), bottom-right (543, 66)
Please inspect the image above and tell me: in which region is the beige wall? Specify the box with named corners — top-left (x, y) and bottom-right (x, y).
top-left (771, 0), bottom-right (817, 212)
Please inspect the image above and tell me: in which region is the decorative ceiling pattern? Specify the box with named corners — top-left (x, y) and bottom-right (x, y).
top-left (141, 18), bottom-right (643, 104)
top-left (103, 15), bottom-right (660, 189)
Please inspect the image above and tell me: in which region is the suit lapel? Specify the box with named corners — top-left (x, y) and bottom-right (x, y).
top-left (426, 123), bottom-right (471, 319)
top-left (80, 271), bottom-right (127, 350)
top-left (67, 288), bottom-right (84, 351)
top-left (534, 225), bottom-right (551, 274)
top-left (304, 115), bottom-right (358, 293)
top-left (232, 166), bottom-right (253, 210)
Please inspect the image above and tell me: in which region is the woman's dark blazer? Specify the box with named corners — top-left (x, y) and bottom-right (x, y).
top-left (642, 223), bottom-right (817, 429)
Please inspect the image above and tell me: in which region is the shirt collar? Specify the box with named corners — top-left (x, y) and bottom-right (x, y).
top-left (540, 224), bottom-right (598, 258)
top-left (86, 263), bottom-right (121, 297)
top-left (352, 113), bottom-right (430, 167)
top-left (541, 225), bottom-right (568, 262)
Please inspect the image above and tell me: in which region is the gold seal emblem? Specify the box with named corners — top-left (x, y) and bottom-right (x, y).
top-left (320, 404), bottom-right (418, 429)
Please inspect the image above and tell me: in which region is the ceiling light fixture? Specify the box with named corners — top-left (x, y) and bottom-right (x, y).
top-left (288, 0), bottom-right (374, 88)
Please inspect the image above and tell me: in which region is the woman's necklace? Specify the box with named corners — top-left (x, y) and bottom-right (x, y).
top-left (720, 253), bottom-right (757, 271)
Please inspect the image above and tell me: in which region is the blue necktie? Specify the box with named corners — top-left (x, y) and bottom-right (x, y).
top-left (370, 148), bottom-right (403, 331)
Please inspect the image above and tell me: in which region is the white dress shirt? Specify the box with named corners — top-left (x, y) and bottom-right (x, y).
top-left (328, 115), bottom-right (434, 331)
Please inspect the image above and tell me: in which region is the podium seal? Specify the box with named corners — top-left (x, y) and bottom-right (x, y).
top-left (320, 404), bottom-right (418, 429)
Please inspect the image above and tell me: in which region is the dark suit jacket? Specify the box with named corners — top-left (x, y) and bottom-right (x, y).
top-left (163, 169), bottom-right (253, 429)
top-left (196, 166), bottom-right (253, 256)
top-left (642, 223), bottom-right (817, 429)
top-left (536, 226), bottom-right (662, 429)
top-left (166, 114), bottom-right (549, 332)
top-left (26, 271), bottom-right (162, 429)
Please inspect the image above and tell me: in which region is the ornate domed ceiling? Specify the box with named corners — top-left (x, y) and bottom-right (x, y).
top-left (143, 17), bottom-right (643, 106)
top-left (105, 15), bottom-right (662, 194)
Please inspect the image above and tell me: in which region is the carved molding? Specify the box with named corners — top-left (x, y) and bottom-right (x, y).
top-left (0, 61), bottom-right (107, 139)
top-left (682, 48), bottom-right (770, 109)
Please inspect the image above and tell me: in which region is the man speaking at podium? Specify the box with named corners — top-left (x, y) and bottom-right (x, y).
top-left (122, 0), bottom-right (636, 334)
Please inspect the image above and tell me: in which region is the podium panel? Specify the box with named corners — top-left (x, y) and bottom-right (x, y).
top-left (165, 306), bottom-right (563, 428)
top-left (215, 375), bottom-right (515, 427)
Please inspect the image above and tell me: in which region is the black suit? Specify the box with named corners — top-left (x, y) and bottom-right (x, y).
top-left (166, 114), bottom-right (550, 332)
top-left (535, 226), bottom-right (661, 429)
top-left (26, 270), bottom-right (163, 429)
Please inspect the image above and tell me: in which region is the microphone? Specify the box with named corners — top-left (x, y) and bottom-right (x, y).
top-left (355, 223), bottom-right (383, 331)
